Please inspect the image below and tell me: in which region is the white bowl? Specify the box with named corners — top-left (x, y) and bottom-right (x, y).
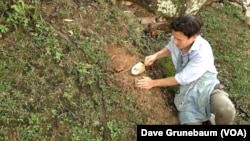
top-left (131, 62), bottom-right (145, 75)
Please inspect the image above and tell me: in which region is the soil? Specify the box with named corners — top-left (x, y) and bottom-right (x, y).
top-left (104, 44), bottom-right (179, 124)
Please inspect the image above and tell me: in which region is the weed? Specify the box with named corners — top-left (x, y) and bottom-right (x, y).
top-left (7, 0), bottom-right (35, 30)
top-left (0, 24), bottom-right (9, 33)
top-left (107, 120), bottom-right (123, 140)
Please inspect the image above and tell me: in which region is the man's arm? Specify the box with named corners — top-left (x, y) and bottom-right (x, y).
top-left (144, 47), bottom-right (170, 66)
top-left (137, 76), bottom-right (179, 90)
top-left (155, 47), bottom-right (170, 60)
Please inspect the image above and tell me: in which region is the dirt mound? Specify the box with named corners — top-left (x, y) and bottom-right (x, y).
top-left (105, 44), bottom-right (179, 124)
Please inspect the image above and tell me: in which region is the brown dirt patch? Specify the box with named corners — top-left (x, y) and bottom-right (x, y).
top-left (105, 44), bottom-right (179, 124)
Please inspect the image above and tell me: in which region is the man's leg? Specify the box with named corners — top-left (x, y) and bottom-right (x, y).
top-left (210, 89), bottom-right (236, 125)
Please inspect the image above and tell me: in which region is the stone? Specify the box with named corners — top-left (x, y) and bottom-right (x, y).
top-left (140, 17), bottom-right (156, 25)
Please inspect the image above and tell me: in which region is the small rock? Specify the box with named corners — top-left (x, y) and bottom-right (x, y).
top-left (121, 1), bottom-right (133, 6)
top-left (29, 98), bottom-right (35, 102)
top-left (63, 19), bottom-right (74, 22)
top-left (115, 66), bottom-right (125, 72)
top-left (140, 17), bottom-right (156, 25)
top-left (93, 120), bottom-right (100, 127)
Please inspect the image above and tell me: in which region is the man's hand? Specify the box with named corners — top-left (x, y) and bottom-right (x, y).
top-left (136, 76), bottom-right (154, 89)
top-left (144, 54), bottom-right (156, 66)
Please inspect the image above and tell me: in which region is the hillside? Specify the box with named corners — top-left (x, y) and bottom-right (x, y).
top-left (0, 0), bottom-right (250, 140)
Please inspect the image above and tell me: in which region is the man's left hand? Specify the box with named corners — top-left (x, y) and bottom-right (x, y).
top-left (136, 76), bottom-right (153, 90)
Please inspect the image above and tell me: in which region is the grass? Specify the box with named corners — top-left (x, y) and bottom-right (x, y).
top-left (197, 5), bottom-right (250, 103)
top-left (0, 0), bottom-right (249, 140)
top-left (0, 0), bottom-right (142, 140)
top-left (197, 5), bottom-right (250, 124)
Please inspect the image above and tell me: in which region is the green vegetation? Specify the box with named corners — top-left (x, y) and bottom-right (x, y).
top-left (0, 0), bottom-right (142, 140)
top-left (197, 5), bottom-right (250, 103)
top-left (0, 0), bottom-right (249, 140)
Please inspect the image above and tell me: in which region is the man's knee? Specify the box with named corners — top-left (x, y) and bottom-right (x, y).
top-left (215, 105), bottom-right (236, 124)
top-left (210, 89), bottom-right (236, 124)
top-left (210, 89), bottom-right (235, 112)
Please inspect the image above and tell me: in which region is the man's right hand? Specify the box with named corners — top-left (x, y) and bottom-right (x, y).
top-left (144, 54), bottom-right (157, 66)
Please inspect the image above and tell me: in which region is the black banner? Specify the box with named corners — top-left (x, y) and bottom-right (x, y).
top-left (137, 125), bottom-right (250, 140)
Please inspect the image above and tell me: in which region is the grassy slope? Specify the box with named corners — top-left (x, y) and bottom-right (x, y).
top-left (0, 1), bottom-right (144, 140)
top-left (0, 1), bottom-right (249, 140)
top-left (197, 4), bottom-right (250, 124)
top-left (197, 5), bottom-right (250, 108)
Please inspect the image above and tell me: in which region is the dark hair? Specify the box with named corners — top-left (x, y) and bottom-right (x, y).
top-left (170, 14), bottom-right (203, 38)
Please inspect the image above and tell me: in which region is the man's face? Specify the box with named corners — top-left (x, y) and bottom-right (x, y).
top-left (172, 30), bottom-right (197, 50)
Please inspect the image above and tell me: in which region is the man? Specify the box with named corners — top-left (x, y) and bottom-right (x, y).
top-left (136, 14), bottom-right (236, 125)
